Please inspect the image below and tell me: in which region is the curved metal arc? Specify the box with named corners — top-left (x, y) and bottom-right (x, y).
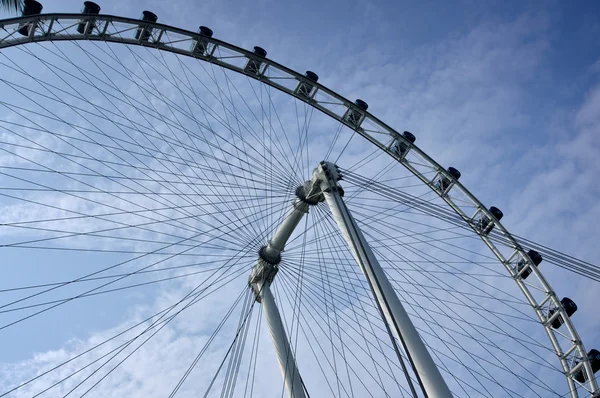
top-left (383, 146), bottom-right (596, 397)
top-left (0, 12), bottom-right (596, 396)
top-left (0, 14), bottom-right (395, 149)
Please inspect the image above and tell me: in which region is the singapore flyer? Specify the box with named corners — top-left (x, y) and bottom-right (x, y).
top-left (0, 1), bottom-right (599, 397)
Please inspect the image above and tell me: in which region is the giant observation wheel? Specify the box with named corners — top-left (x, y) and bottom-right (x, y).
top-left (0, 2), bottom-right (599, 398)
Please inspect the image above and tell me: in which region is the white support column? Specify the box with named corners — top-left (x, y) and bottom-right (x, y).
top-left (315, 161), bottom-right (453, 398)
top-left (257, 280), bottom-right (306, 398)
top-left (262, 200), bottom-right (309, 262)
top-left (249, 194), bottom-right (316, 398)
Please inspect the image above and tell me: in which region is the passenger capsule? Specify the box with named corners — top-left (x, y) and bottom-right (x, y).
top-left (191, 26), bottom-right (213, 56)
top-left (476, 206), bottom-right (503, 235)
top-left (135, 11), bottom-right (158, 42)
top-left (18, 0), bottom-right (43, 36)
top-left (296, 71), bottom-right (319, 98)
top-left (344, 99), bottom-right (368, 127)
top-left (392, 131), bottom-right (416, 158)
top-left (77, 2), bottom-right (101, 34)
top-left (548, 297), bottom-right (577, 329)
top-left (244, 46), bottom-right (267, 75)
top-left (516, 249), bottom-right (543, 279)
top-left (437, 167), bottom-right (461, 193)
top-left (574, 349), bottom-right (600, 382)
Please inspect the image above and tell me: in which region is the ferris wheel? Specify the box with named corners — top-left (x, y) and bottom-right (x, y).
top-left (0, 2), bottom-right (599, 397)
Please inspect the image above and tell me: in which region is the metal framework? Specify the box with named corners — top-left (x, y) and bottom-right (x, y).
top-left (0, 12), bottom-right (597, 397)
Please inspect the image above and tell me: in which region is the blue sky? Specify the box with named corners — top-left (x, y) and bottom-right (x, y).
top-left (0, 0), bottom-right (599, 396)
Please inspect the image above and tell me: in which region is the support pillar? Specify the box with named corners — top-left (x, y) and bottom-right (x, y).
top-left (249, 192), bottom-right (319, 398)
top-left (314, 161), bottom-right (453, 398)
top-left (255, 279), bottom-right (306, 398)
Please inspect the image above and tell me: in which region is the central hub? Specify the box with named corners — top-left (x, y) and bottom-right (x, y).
top-left (248, 161), bottom-right (343, 301)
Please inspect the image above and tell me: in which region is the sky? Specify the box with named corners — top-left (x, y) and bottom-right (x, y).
top-left (0, 0), bottom-right (599, 397)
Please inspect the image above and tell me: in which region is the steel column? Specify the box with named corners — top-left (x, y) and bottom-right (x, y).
top-left (249, 196), bottom-right (312, 398)
top-left (258, 280), bottom-right (306, 398)
top-left (317, 161), bottom-right (453, 398)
